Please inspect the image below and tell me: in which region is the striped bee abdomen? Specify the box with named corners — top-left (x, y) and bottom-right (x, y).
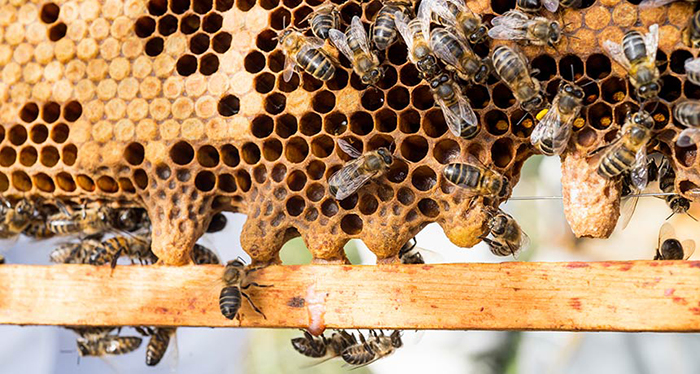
top-left (145, 328), bottom-right (174, 366)
top-left (311, 10), bottom-right (339, 40)
top-left (88, 236), bottom-right (129, 265)
top-left (443, 163), bottom-right (482, 187)
top-left (598, 147), bottom-right (636, 178)
top-left (622, 31), bottom-right (647, 63)
top-left (295, 48), bottom-right (335, 81)
top-left (219, 286), bottom-right (242, 319)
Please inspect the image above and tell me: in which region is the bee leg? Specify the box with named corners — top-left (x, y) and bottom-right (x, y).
top-left (241, 291), bottom-right (266, 319)
top-left (109, 248), bottom-right (124, 269)
top-left (241, 282), bottom-right (273, 289)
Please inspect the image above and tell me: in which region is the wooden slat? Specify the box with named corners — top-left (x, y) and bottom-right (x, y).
top-left (1, 262), bottom-right (700, 331)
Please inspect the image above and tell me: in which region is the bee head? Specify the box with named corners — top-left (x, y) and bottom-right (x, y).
top-left (223, 259), bottom-right (245, 282)
top-left (670, 196), bottom-right (691, 214)
top-left (361, 67), bottom-right (384, 85)
top-left (497, 176), bottom-right (511, 199)
top-left (389, 330), bottom-right (403, 348)
top-left (561, 82), bottom-right (584, 99)
top-left (632, 110), bottom-right (654, 129)
top-left (522, 95), bottom-right (544, 112)
top-left (474, 63), bottom-right (490, 84)
top-left (15, 199), bottom-right (34, 215)
top-left (549, 22), bottom-right (562, 45)
top-left (76, 340), bottom-right (91, 356)
top-left (489, 213), bottom-right (508, 235)
top-left (376, 148), bottom-right (393, 165)
top-left (470, 25), bottom-right (488, 44)
top-left (637, 82), bottom-right (660, 100)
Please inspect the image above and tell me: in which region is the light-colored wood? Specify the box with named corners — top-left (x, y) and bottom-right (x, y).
top-left (1, 261), bottom-right (700, 331)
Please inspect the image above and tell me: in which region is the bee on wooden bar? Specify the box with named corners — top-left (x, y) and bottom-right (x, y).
top-left (530, 82), bottom-right (585, 155)
top-left (604, 24), bottom-right (660, 102)
top-left (219, 259), bottom-right (272, 320)
top-left (658, 156), bottom-right (697, 220)
top-left (292, 330), bottom-right (357, 362)
top-left (443, 162), bottom-right (511, 199)
top-left (329, 139), bottom-right (393, 201)
top-left (395, 13), bottom-right (440, 79)
top-left (0, 198), bottom-right (35, 239)
top-left (50, 239), bottom-right (101, 264)
top-left (47, 201), bottom-right (114, 236)
top-left (329, 16), bottom-right (384, 86)
top-left (191, 243), bottom-right (221, 265)
top-left (654, 222), bottom-right (695, 260)
top-left (482, 209), bottom-right (529, 257)
top-left (372, 0), bottom-right (413, 50)
top-left (342, 330), bottom-right (403, 367)
top-left (399, 237), bottom-right (424, 264)
top-left (418, 0), bottom-right (488, 44)
top-left (492, 45), bottom-right (544, 112)
top-left (682, 11), bottom-right (700, 48)
top-left (303, 3), bottom-right (340, 40)
top-left (279, 28), bottom-right (336, 82)
top-left (593, 110), bottom-right (655, 182)
top-left (69, 327), bottom-right (143, 357)
top-left (135, 327), bottom-right (177, 366)
top-left (88, 234), bottom-right (156, 267)
top-left (429, 27), bottom-right (489, 84)
top-left (489, 10), bottom-right (561, 47)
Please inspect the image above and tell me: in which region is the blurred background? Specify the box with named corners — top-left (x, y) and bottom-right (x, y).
top-left (2, 154), bottom-right (700, 374)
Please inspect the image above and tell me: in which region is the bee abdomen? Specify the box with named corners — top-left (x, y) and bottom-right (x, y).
top-left (105, 336), bottom-right (143, 355)
top-left (296, 48), bottom-right (335, 81)
top-left (47, 219), bottom-right (79, 235)
top-left (444, 163), bottom-right (481, 187)
top-left (622, 31), bottom-right (647, 63)
top-left (89, 236), bottom-right (129, 265)
top-left (598, 148), bottom-right (635, 178)
top-left (516, 0), bottom-right (542, 12)
top-left (23, 221), bottom-right (54, 239)
top-left (146, 328), bottom-right (174, 366)
top-left (311, 12), bottom-right (339, 40)
top-left (373, 4), bottom-right (407, 49)
top-left (291, 338), bottom-right (327, 357)
top-left (219, 286), bottom-right (242, 319)
top-left (674, 101), bottom-right (700, 127)
top-left (492, 46), bottom-right (525, 84)
top-left (688, 10), bottom-right (700, 47)
top-left (341, 345), bottom-right (375, 365)
top-left (191, 243), bottom-right (221, 264)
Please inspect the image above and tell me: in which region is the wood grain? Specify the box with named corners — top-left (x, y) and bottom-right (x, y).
top-left (1, 261), bottom-right (700, 331)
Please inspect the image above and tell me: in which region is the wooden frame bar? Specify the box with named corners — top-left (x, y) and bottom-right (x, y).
top-left (1, 261), bottom-right (700, 331)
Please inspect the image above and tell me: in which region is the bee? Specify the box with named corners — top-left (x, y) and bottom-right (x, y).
top-left (443, 163), bottom-right (511, 199)
top-left (617, 157), bottom-right (659, 229)
top-left (291, 330), bottom-right (357, 361)
top-left (372, 0), bottom-right (413, 50)
top-left (69, 327), bottom-right (143, 357)
top-left (23, 221), bottom-right (55, 239)
top-left (674, 100), bottom-right (700, 148)
top-left (418, 0), bottom-right (488, 44)
top-left (492, 45), bottom-right (544, 112)
top-left (50, 239), bottom-right (101, 264)
top-left (395, 13), bottom-right (440, 79)
top-left (47, 201), bottom-right (114, 236)
top-left (191, 243), bottom-right (221, 265)
top-left (0, 198), bottom-right (35, 239)
top-left (595, 110), bottom-right (655, 182)
top-left (641, 0), bottom-right (696, 9)
top-left (341, 330), bottom-right (403, 367)
top-left (329, 139), bottom-right (394, 201)
top-left (530, 82), bottom-right (585, 156)
top-left (329, 16), bottom-right (384, 86)
top-left (303, 3), bottom-right (341, 40)
top-left (685, 58), bottom-right (700, 86)
top-left (489, 10), bottom-right (562, 47)
top-left (482, 209), bottom-right (530, 257)
top-left (654, 222), bottom-right (695, 260)
top-left (603, 24), bottom-right (660, 102)
top-left (429, 27), bottom-right (489, 84)
top-left (88, 235), bottom-right (156, 267)
top-left (279, 28), bottom-right (336, 82)
top-left (113, 208), bottom-right (149, 232)
top-left (658, 156), bottom-right (697, 220)
top-left (206, 212), bottom-right (227, 233)
top-left (135, 327), bottom-right (177, 366)
top-left (399, 237), bottom-right (424, 264)
top-left (682, 11), bottom-right (700, 49)
top-left (517, 0), bottom-right (581, 13)
top-left (219, 259), bottom-right (271, 320)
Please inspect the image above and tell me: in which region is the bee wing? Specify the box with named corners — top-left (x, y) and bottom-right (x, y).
top-left (394, 12), bottom-right (414, 53)
top-left (429, 29), bottom-right (462, 68)
top-left (685, 58), bottom-right (700, 85)
top-left (618, 193), bottom-right (640, 230)
top-left (603, 39), bottom-right (632, 71)
top-left (531, 99), bottom-right (573, 156)
top-left (630, 147), bottom-right (649, 190)
top-left (677, 128), bottom-right (700, 147)
top-left (337, 138), bottom-right (362, 158)
top-left (543, 0), bottom-right (559, 12)
top-left (487, 25), bottom-right (528, 41)
top-left (682, 239), bottom-right (696, 260)
top-left (328, 159), bottom-right (375, 201)
top-left (658, 221), bottom-right (676, 244)
top-left (328, 29), bottom-right (354, 62)
top-left (511, 229), bottom-right (530, 257)
top-left (349, 16), bottom-right (372, 57)
top-left (437, 91), bottom-right (478, 137)
top-left (283, 55), bottom-right (297, 82)
top-left (424, 0), bottom-right (458, 26)
top-left (644, 24), bottom-right (659, 62)
top-left (442, 0), bottom-right (469, 13)
top-left (639, 0), bottom-right (677, 8)
top-left (306, 36), bottom-right (326, 50)
top-left (491, 10), bottom-right (529, 27)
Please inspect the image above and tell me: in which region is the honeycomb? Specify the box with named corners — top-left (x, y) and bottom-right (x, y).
top-left (0, 0), bottom-right (698, 265)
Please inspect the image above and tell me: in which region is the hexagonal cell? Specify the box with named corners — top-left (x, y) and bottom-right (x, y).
top-left (40, 3), bottom-right (60, 24)
top-left (559, 55), bottom-right (584, 82)
top-left (491, 0), bottom-right (515, 14)
top-left (148, 0), bottom-right (168, 15)
top-left (400, 64), bottom-right (421, 87)
top-left (349, 111), bottom-right (374, 135)
top-left (145, 37), bottom-right (165, 56)
top-left (670, 49), bottom-right (693, 75)
top-left (399, 109), bottom-right (420, 134)
top-left (377, 66), bottom-right (398, 90)
top-left (589, 102), bottom-right (614, 130)
top-left (50, 123), bottom-right (69, 144)
top-left (411, 86), bottom-right (434, 110)
top-left (199, 53), bottom-right (220, 75)
top-left (485, 110), bottom-right (509, 136)
top-left (466, 85), bottom-right (490, 109)
top-left (492, 83), bottom-right (516, 109)
top-left (265, 93), bottom-right (287, 115)
top-left (170, 141), bottom-right (195, 165)
top-left (434, 139), bottom-right (460, 164)
top-left (311, 135), bottom-right (334, 158)
top-left (659, 75), bottom-right (681, 102)
top-left (271, 8), bottom-right (293, 30)
top-left (312, 91), bottom-right (336, 114)
top-left (306, 160), bottom-right (326, 180)
top-left (218, 95), bottom-right (240, 116)
top-left (532, 54), bottom-right (557, 81)
top-left (48, 22), bottom-right (67, 41)
top-left (375, 109), bottom-right (397, 133)
top-left (9, 125), bottom-right (27, 146)
top-left (285, 137), bottom-right (309, 163)
top-left (176, 55), bottom-right (198, 76)
top-left (685, 81), bottom-right (700, 100)
top-left (585, 53), bottom-right (611, 79)
top-left (340, 214), bottom-right (363, 235)
top-left (255, 73), bottom-right (276, 94)
top-left (491, 138), bottom-right (514, 168)
top-left (135, 16), bottom-right (157, 38)
top-left (286, 170), bottom-right (307, 191)
top-left (271, 163), bottom-right (287, 182)
top-left (361, 89), bottom-right (385, 111)
top-left (387, 86), bottom-right (410, 110)
top-left (260, 0), bottom-right (279, 9)
top-left (159, 15), bottom-right (179, 36)
top-left (401, 136), bottom-right (429, 162)
top-left (276, 114), bottom-right (298, 138)
top-left (510, 109), bottom-right (535, 138)
top-left (411, 166), bottom-right (437, 191)
top-left (300, 112), bottom-right (322, 135)
top-left (20, 103), bottom-right (39, 123)
top-left (11, 172), bottom-right (33, 192)
top-left (124, 142), bottom-right (145, 166)
top-left (423, 109), bottom-right (448, 138)
top-left (181, 13), bottom-right (201, 34)
top-left (212, 32), bottom-right (233, 52)
top-left (30, 124), bottom-right (48, 144)
top-left (339, 193), bottom-right (358, 210)
top-left (202, 13), bottom-right (223, 33)
top-left (601, 77), bottom-right (627, 104)
top-left (263, 138), bottom-right (283, 161)
top-left (326, 69), bottom-right (349, 90)
top-left (197, 145), bottom-right (220, 167)
top-left (324, 112), bottom-right (348, 135)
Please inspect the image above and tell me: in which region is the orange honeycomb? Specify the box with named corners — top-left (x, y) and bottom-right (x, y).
top-left (0, 0), bottom-right (697, 265)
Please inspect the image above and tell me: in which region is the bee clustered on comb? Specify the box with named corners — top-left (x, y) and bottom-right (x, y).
top-left (0, 0), bottom-right (697, 264)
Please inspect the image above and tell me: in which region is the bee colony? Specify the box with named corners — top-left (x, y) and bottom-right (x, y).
top-left (1, 0), bottom-right (700, 366)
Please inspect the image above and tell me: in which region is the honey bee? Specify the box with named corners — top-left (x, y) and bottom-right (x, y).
top-left (429, 27), bottom-right (489, 84)
top-left (291, 330), bottom-right (357, 362)
top-left (654, 222), bottom-right (695, 260)
top-left (328, 139), bottom-right (394, 201)
top-left (69, 327), bottom-right (143, 357)
top-left (0, 198), bottom-right (35, 239)
top-left (372, 0), bottom-right (413, 50)
top-left (640, 0), bottom-right (696, 9)
top-left (594, 110), bottom-right (655, 182)
top-left (206, 212), bottom-right (227, 233)
top-left (394, 13), bottom-right (440, 79)
top-left (617, 157), bottom-right (659, 229)
top-left (329, 16), bottom-right (384, 86)
top-left (88, 234), bottom-right (156, 267)
top-left (482, 209), bottom-right (529, 257)
top-left (673, 100), bottom-right (700, 129)
top-left (443, 163), bottom-right (511, 199)
top-left (279, 28), bottom-right (336, 82)
top-left (492, 45), bottom-right (544, 112)
top-left (418, 0), bottom-right (488, 44)
top-left (191, 243), bottom-right (221, 265)
top-left (399, 237), bottom-right (424, 264)
top-left (23, 220), bottom-right (55, 239)
top-left (47, 201), bottom-right (114, 236)
top-left (341, 330), bottom-right (403, 367)
top-left (517, 0), bottom-right (581, 13)
top-left (658, 156), bottom-right (697, 220)
top-left (682, 10), bottom-right (700, 48)
top-left (530, 82), bottom-right (585, 156)
top-left (50, 239), bottom-right (101, 264)
top-left (303, 3), bottom-right (341, 40)
top-left (113, 208), bottom-right (149, 233)
top-left (685, 58), bottom-right (700, 86)
top-left (135, 327), bottom-right (177, 366)
top-left (603, 24), bottom-right (660, 102)
top-left (489, 10), bottom-right (562, 47)
top-left (219, 259), bottom-right (271, 320)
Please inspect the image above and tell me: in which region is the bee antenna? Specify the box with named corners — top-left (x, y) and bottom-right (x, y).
top-left (570, 63), bottom-right (575, 82)
top-left (579, 80), bottom-right (595, 88)
top-left (688, 212), bottom-right (699, 221)
top-left (515, 112), bottom-right (528, 127)
top-left (666, 211), bottom-right (675, 220)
